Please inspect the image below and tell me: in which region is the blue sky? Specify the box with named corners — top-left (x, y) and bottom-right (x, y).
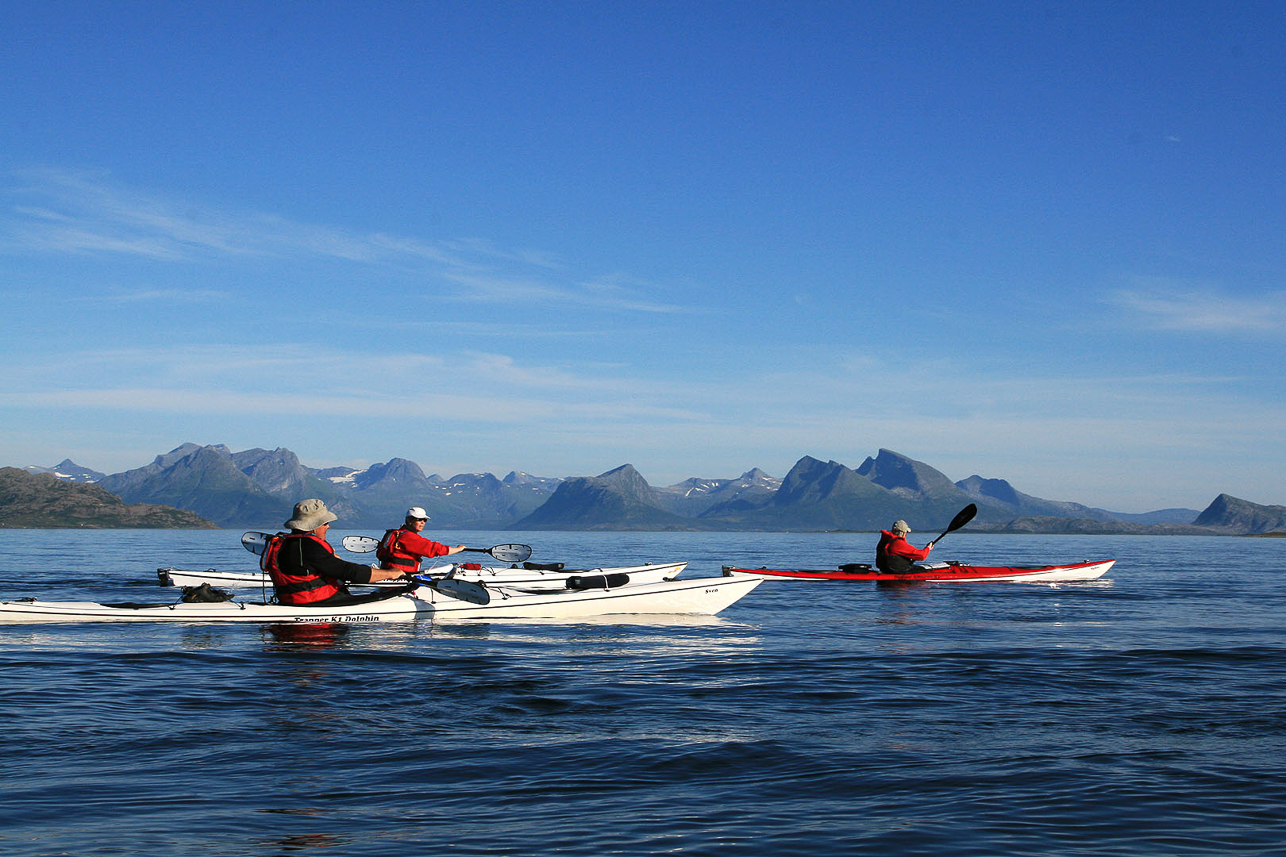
top-left (2, 1), bottom-right (1283, 512)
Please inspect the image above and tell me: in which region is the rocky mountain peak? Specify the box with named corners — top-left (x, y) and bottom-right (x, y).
top-left (773, 456), bottom-right (856, 505)
top-left (151, 442), bottom-right (208, 469)
top-left (956, 475), bottom-right (1021, 506)
top-left (232, 447), bottom-right (308, 494)
top-left (594, 464), bottom-right (655, 502)
top-left (356, 458), bottom-right (428, 488)
top-left (856, 449), bottom-right (958, 499)
top-left (23, 459), bottom-right (106, 483)
top-left (1194, 494), bottom-right (1286, 533)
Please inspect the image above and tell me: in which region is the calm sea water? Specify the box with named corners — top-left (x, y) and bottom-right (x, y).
top-left (1, 529), bottom-right (1284, 856)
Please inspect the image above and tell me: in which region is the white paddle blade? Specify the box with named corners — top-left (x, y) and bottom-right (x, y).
top-left (241, 532), bottom-right (271, 556)
top-left (341, 535), bottom-right (380, 553)
top-left (413, 577), bottom-right (490, 605)
top-left (489, 543), bottom-right (533, 563)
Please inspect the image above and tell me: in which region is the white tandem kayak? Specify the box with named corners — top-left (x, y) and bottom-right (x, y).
top-left (0, 573), bottom-right (765, 624)
top-left (157, 561), bottom-right (686, 591)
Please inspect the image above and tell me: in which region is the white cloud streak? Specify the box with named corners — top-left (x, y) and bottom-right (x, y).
top-left (1110, 284), bottom-right (1286, 334)
top-left (2, 167), bottom-right (686, 314)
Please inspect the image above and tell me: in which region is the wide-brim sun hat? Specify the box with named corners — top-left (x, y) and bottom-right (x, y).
top-left (286, 498), bottom-right (338, 531)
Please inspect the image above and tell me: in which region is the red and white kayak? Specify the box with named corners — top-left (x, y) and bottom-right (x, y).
top-left (723, 559), bottom-right (1115, 584)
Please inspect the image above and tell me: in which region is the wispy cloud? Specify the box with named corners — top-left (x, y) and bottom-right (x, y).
top-left (7, 171), bottom-right (245, 259)
top-left (1, 343), bottom-right (659, 409)
top-left (3, 167), bottom-right (686, 313)
top-left (578, 274), bottom-right (690, 314)
top-left (105, 287), bottom-right (226, 303)
top-left (1109, 282), bottom-right (1286, 333)
top-left (440, 270), bottom-right (690, 313)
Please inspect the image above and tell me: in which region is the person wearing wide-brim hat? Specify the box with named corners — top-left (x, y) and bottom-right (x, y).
top-left (875, 519), bottom-right (936, 575)
top-left (376, 506), bottom-right (466, 574)
top-left (267, 499), bottom-right (411, 606)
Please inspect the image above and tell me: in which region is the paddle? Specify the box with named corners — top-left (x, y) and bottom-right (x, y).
top-left (340, 536), bottom-right (533, 564)
top-left (929, 504), bottom-right (977, 548)
top-left (410, 575), bottom-right (491, 605)
top-left (463, 544), bottom-right (533, 563)
top-left (241, 532), bottom-right (272, 556)
top-left (340, 535), bottom-right (380, 553)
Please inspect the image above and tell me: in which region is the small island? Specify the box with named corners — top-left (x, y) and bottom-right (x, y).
top-left (0, 468), bottom-right (216, 529)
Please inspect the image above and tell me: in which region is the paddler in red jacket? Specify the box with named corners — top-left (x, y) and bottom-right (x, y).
top-left (377, 506), bottom-right (466, 573)
top-left (875, 519), bottom-right (936, 575)
top-left (268, 499), bottom-right (412, 606)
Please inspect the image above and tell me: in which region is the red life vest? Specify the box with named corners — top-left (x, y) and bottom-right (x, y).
top-left (875, 530), bottom-right (927, 575)
top-left (262, 532), bottom-right (344, 604)
top-left (376, 528), bottom-right (421, 572)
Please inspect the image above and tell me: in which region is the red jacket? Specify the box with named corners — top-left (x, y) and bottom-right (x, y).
top-left (377, 528), bottom-right (452, 572)
top-left (875, 530), bottom-right (932, 574)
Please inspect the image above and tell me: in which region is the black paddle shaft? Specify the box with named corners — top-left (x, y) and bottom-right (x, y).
top-left (931, 504), bottom-right (978, 546)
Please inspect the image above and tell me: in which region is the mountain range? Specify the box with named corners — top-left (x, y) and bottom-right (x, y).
top-left (13, 443), bottom-right (1286, 535)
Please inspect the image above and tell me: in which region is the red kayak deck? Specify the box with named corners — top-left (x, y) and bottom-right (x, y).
top-left (722, 560), bottom-right (1115, 583)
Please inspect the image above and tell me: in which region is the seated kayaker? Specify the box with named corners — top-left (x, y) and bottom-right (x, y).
top-left (376, 506), bottom-right (465, 573)
top-left (266, 499), bottom-right (412, 606)
top-left (875, 519), bottom-right (936, 574)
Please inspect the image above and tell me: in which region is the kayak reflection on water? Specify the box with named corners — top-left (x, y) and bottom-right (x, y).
top-left (264, 622), bottom-right (352, 647)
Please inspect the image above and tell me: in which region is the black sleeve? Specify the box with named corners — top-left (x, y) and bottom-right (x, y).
top-left (301, 539), bottom-right (379, 584)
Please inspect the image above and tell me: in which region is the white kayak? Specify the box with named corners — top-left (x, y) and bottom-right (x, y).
top-left (0, 573), bottom-right (764, 624)
top-left (157, 561), bottom-right (686, 591)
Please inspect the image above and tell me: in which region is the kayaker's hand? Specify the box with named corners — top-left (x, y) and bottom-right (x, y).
top-left (927, 540), bottom-right (936, 550)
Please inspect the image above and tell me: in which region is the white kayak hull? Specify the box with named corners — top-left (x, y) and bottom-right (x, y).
top-left (157, 561), bottom-right (686, 591)
top-left (0, 574), bottom-right (763, 624)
